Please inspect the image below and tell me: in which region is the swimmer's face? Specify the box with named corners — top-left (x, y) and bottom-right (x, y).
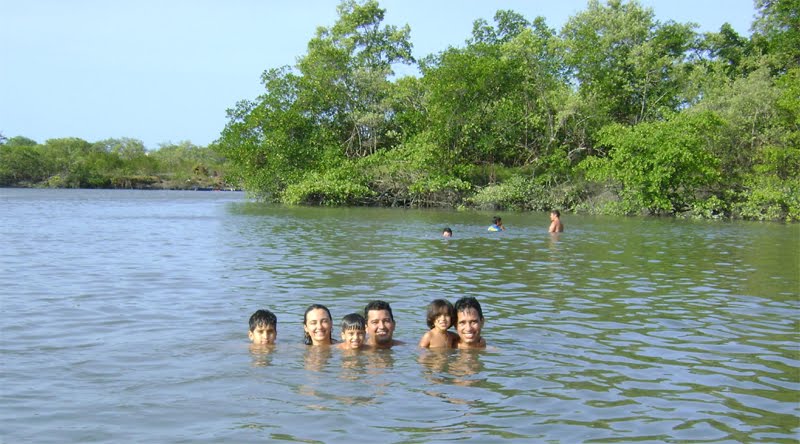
top-left (249, 324), bottom-right (277, 345)
top-left (366, 309), bottom-right (395, 345)
top-left (434, 313), bottom-right (452, 331)
top-left (341, 328), bottom-right (366, 349)
top-left (304, 308), bottom-right (332, 345)
top-left (456, 308), bottom-right (483, 346)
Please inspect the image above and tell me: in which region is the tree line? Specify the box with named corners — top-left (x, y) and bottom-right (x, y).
top-left (3, 0), bottom-right (797, 221)
top-left (0, 136), bottom-right (232, 190)
top-left (216, 0), bottom-right (798, 221)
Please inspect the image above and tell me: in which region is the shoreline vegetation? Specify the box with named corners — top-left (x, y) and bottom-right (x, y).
top-left (2, 0), bottom-right (797, 221)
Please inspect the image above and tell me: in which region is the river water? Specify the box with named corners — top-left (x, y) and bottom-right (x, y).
top-left (1, 188), bottom-right (798, 443)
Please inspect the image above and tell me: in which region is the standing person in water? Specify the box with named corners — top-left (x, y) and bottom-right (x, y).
top-left (549, 210), bottom-right (564, 233)
top-left (364, 300), bottom-right (403, 348)
top-left (488, 216), bottom-right (505, 231)
top-left (418, 299), bottom-right (458, 348)
top-left (303, 304), bottom-right (336, 346)
top-left (454, 297), bottom-right (486, 349)
top-left (337, 313), bottom-right (367, 350)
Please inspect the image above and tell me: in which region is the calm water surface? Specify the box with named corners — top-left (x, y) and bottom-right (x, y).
top-left (1, 189), bottom-right (798, 443)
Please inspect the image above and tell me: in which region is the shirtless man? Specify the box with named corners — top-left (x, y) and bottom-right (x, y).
top-left (364, 300), bottom-right (404, 348)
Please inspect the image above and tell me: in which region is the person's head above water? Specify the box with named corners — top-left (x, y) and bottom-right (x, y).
top-left (426, 299), bottom-right (455, 330)
top-left (249, 309), bottom-right (277, 345)
top-left (364, 300), bottom-right (399, 348)
top-left (339, 312), bottom-right (366, 350)
top-left (454, 296), bottom-right (486, 349)
top-left (489, 216), bottom-right (505, 231)
top-left (442, 227), bottom-right (452, 238)
top-left (303, 303), bottom-right (334, 346)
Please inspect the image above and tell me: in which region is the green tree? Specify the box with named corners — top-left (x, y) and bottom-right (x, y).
top-left (0, 144), bottom-right (45, 185)
top-left (6, 136), bottom-right (38, 147)
top-left (217, 0), bottom-right (414, 202)
top-left (752, 0), bottom-right (800, 71)
top-left (561, 0), bottom-right (696, 130)
top-left (580, 112), bottom-right (722, 214)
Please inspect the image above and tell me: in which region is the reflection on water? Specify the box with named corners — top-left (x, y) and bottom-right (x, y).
top-left (1, 189), bottom-right (798, 442)
top-left (248, 344), bottom-right (275, 367)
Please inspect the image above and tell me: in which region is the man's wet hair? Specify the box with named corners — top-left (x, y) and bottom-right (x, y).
top-left (454, 297), bottom-right (483, 320)
top-left (364, 300), bottom-right (394, 321)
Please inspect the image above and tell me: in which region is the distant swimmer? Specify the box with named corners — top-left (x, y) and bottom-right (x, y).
top-left (488, 216), bottom-right (505, 232)
top-left (442, 227), bottom-right (453, 238)
top-left (549, 210), bottom-right (564, 233)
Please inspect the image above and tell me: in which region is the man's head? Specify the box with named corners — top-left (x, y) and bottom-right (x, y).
top-left (364, 300), bottom-right (396, 346)
top-left (454, 297), bottom-right (484, 347)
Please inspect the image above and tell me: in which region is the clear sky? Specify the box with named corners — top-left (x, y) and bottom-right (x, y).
top-left (1, 0), bottom-right (757, 149)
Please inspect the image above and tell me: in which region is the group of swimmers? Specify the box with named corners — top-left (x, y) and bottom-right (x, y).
top-left (441, 211), bottom-right (564, 237)
top-left (248, 297), bottom-right (486, 351)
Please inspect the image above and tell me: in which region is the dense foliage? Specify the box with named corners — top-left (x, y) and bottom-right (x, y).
top-left (0, 136), bottom-right (231, 190)
top-left (212, 0), bottom-right (799, 221)
top-left (4, 0), bottom-right (797, 221)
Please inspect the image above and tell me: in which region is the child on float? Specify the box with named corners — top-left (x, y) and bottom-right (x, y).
top-left (488, 216), bottom-right (505, 231)
top-left (418, 299), bottom-right (459, 348)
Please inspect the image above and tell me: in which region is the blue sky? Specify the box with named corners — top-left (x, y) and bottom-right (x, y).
top-left (1, 0), bottom-right (757, 149)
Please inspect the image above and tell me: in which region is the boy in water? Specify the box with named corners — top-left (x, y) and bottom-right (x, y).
top-left (442, 227), bottom-right (453, 238)
top-left (248, 309), bottom-right (277, 345)
top-left (549, 210), bottom-right (564, 233)
top-left (418, 299), bottom-right (459, 348)
top-left (338, 313), bottom-right (367, 350)
top-left (454, 297), bottom-right (486, 349)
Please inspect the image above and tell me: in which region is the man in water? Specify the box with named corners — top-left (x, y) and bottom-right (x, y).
top-left (454, 297), bottom-right (486, 349)
top-left (364, 300), bottom-right (403, 348)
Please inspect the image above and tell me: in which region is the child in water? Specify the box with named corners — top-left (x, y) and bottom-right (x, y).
top-left (337, 313), bottom-right (367, 350)
top-left (418, 299), bottom-right (459, 348)
top-left (488, 216), bottom-right (505, 231)
top-left (442, 227), bottom-right (453, 238)
top-left (248, 309), bottom-right (277, 345)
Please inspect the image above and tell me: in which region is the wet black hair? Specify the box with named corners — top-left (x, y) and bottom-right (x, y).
top-left (249, 309), bottom-right (277, 332)
top-left (454, 297), bottom-right (484, 320)
top-left (341, 313), bottom-right (366, 332)
top-left (364, 300), bottom-right (394, 322)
